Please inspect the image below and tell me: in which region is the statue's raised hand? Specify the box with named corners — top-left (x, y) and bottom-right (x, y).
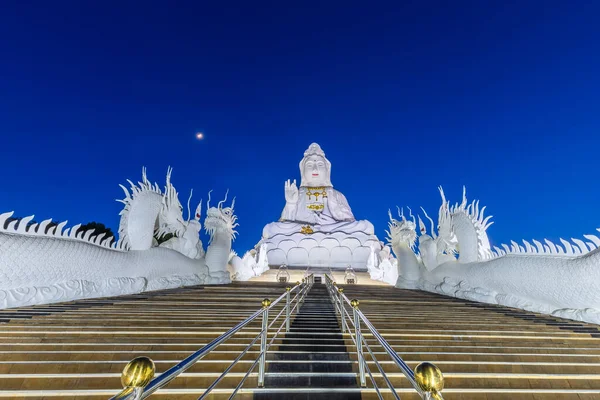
top-left (284, 179), bottom-right (299, 204)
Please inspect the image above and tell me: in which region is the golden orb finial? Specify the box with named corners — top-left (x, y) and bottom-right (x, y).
top-left (414, 362), bottom-right (444, 396)
top-left (120, 356), bottom-right (155, 389)
top-left (262, 298), bottom-right (272, 308)
top-left (296, 281), bottom-right (300, 285)
top-left (350, 299), bottom-right (360, 308)
top-left (286, 286), bottom-right (291, 292)
top-left (338, 288), bottom-right (344, 293)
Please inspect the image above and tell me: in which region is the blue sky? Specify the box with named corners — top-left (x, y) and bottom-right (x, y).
top-left (1, 1), bottom-right (599, 254)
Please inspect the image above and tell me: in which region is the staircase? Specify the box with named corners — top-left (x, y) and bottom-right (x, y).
top-left (1, 277), bottom-right (600, 399)
top-left (256, 284), bottom-right (360, 399)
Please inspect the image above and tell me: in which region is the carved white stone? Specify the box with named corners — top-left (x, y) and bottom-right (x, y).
top-left (261, 143), bottom-right (382, 269)
top-left (0, 168), bottom-right (237, 308)
top-left (366, 243), bottom-right (382, 280)
top-left (388, 187), bottom-right (600, 325)
top-left (203, 190), bottom-right (238, 283)
top-left (255, 242), bottom-right (269, 275)
top-left (378, 245), bottom-right (399, 285)
top-left (228, 244), bottom-right (270, 282)
top-left (159, 194), bottom-right (205, 259)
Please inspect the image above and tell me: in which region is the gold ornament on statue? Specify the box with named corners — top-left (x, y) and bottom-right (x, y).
top-left (306, 186), bottom-right (327, 200)
top-left (300, 225), bottom-right (314, 234)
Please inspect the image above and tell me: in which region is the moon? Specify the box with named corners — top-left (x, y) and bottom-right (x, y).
top-left (196, 132), bottom-right (204, 140)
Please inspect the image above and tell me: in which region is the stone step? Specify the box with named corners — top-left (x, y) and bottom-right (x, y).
top-left (3, 359), bottom-right (599, 375)
top-left (2, 350), bottom-right (598, 363)
top-left (2, 341), bottom-right (598, 353)
top-left (7, 388), bottom-right (600, 400)
top-left (2, 371), bottom-right (600, 391)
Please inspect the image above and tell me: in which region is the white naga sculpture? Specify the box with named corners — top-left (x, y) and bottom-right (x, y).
top-left (228, 243), bottom-right (270, 282)
top-left (261, 143), bottom-right (381, 269)
top-left (369, 243), bottom-right (399, 286)
top-left (388, 187), bottom-right (600, 324)
top-left (0, 168), bottom-right (237, 309)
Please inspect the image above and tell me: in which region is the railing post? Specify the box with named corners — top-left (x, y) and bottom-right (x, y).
top-left (295, 281), bottom-right (301, 314)
top-left (258, 298), bottom-right (271, 388)
top-left (332, 284), bottom-right (338, 315)
top-left (285, 286), bottom-right (291, 332)
top-left (301, 278), bottom-right (307, 305)
top-left (337, 288), bottom-right (346, 333)
top-left (330, 280), bottom-right (337, 308)
top-left (351, 299), bottom-right (366, 388)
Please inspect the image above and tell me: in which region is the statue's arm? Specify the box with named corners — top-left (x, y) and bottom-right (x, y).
top-left (280, 201), bottom-right (297, 221)
top-left (280, 179), bottom-right (299, 221)
top-left (329, 189), bottom-right (355, 221)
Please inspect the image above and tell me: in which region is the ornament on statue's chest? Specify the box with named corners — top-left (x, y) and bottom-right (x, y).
top-left (306, 187), bottom-right (327, 213)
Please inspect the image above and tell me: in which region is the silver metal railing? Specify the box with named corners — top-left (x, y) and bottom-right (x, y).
top-left (324, 274), bottom-right (445, 400)
top-left (111, 274), bottom-right (315, 399)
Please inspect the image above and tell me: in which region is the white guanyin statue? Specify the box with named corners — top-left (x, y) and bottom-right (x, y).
top-left (261, 143), bottom-right (382, 269)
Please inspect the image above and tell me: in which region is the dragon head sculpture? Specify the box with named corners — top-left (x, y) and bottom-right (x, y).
top-left (155, 184), bottom-right (205, 259)
top-left (436, 187), bottom-right (459, 255)
top-left (156, 167), bottom-right (187, 240)
top-left (204, 190), bottom-right (239, 242)
top-left (386, 206), bottom-right (417, 249)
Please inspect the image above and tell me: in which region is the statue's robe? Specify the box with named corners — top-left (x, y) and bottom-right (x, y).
top-left (263, 186), bottom-right (375, 238)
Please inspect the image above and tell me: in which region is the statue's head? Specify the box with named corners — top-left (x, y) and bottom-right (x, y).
top-left (299, 143), bottom-right (332, 187)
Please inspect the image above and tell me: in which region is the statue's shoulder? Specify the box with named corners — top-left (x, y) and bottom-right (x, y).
top-left (327, 187), bottom-right (346, 198)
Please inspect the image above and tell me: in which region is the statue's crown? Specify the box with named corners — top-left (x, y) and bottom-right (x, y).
top-left (304, 143), bottom-right (326, 158)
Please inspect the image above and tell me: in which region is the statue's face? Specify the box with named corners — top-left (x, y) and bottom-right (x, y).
top-left (303, 155), bottom-right (328, 187)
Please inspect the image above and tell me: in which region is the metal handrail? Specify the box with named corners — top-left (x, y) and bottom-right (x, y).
top-left (111, 274), bottom-right (315, 399)
top-left (324, 274), bottom-right (445, 400)
top-left (228, 275), bottom-right (313, 400)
